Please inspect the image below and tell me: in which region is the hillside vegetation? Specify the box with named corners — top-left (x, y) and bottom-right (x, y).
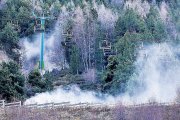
top-left (0, 0), bottom-right (180, 102)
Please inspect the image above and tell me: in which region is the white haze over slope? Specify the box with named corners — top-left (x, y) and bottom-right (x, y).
top-left (24, 1), bottom-right (180, 105)
top-left (25, 43), bottom-right (180, 105)
top-left (21, 30), bottom-right (61, 73)
top-left (128, 43), bottom-right (180, 103)
top-left (124, 0), bottom-right (150, 17)
top-left (21, 7), bottom-right (69, 73)
top-left (0, 50), bottom-right (9, 63)
top-left (21, 2), bottom-right (118, 73)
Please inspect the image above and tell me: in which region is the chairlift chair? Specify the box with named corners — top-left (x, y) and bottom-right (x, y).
top-left (63, 30), bottom-right (73, 38)
top-left (34, 20), bottom-right (45, 32)
top-left (62, 31), bottom-right (74, 46)
top-left (99, 40), bottom-right (111, 50)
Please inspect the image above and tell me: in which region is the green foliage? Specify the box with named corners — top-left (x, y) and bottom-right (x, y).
top-left (51, 0), bottom-right (62, 17)
top-left (103, 32), bottom-right (137, 95)
top-left (0, 23), bottom-right (21, 61)
top-left (0, 0), bottom-right (34, 61)
top-left (115, 9), bottom-right (146, 37)
top-left (116, 32), bottom-right (136, 91)
top-left (43, 71), bottom-right (54, 90)
top-left (0, 22), bottom-right (19, 49)
top-left (115, 7), bottom-right (167, 43)
top-left (104, 6), bottom-right (168, 95)
top-left (102, 56), bottom-right (118, 93)
top-left (94, 24), bottom-right (105, 71)
top-left (0, 0), bottom-right (179, 97)
top-left (28, 70), bottom-right (42, 87)
top-left (17, 6), bottom-right (34, 36)
top-left (0, 62), bottom-right (25, 101)
top-left (145, 7), bottom-right (167, 42)
top-left (91, 8), bottom-right (98, 20)
top-left (69, 45), bottom-right (81, 74)
top-left (26, 70), bottom-right (53, 97)
top-left (0, 0), bottom-right (34, 36)
top-left (168, 0), bottom-right (180, 33)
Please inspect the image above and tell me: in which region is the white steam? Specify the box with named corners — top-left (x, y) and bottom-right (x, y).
top-left (25, 85), bottom-right (121, 104)
top-left (0, 0), bottom-right (6, 9)
top-left (22, 35), bottom-right (41, 60)
top-left (25, 43), bottom-right (180, 105)
top-left (96, 4), bottom-right (118, 28)
top-left (128, 43), bottom-right (180, 103)
top-left (111, 0), bottom-right (124, 7)
top-left (0, 50), bottom-right (9, 63)
top-left (124, 0), bottom-right (150, 17)
top-left (23, 1), bottom-right (180, 105)
top-left (21, 31), bottom-right (61, 72)
top-left (159, 1), bottom-right (169, 22)
top-left (21, 8), bottom-right (69, 73)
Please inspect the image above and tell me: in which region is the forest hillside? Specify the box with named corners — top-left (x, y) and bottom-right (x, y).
top-left (0, 0), bottom-right (180, 106)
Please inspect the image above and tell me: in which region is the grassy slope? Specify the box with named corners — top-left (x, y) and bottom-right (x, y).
top-left (0, 106), bottom-right (114, 120)
top-left (0, 104), bottom-right (180, 120)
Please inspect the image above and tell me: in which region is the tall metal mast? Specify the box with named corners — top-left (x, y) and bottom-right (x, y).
top-left (32, 0), bottom-right (52, 72)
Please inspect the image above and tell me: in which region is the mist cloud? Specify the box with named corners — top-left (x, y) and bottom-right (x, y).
top-left (25, 43), bottom-right (180, 105)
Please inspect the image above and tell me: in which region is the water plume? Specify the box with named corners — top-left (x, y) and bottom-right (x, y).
top-left (21, 7), bottom-right (70, 73)
top-left (128, 43), bottom-right (180, 103)
top-left (23, 1), bottom-right (180, 105)
top-left (25, 85), bottom-right (119, 104)
top-left (25, 43), bottom-right (180, 105)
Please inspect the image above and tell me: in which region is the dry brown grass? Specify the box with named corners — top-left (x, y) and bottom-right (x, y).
top-left (114, 103), bottom-right (180, 120)
top-left (0, 106), bottom-right (114, 120)
top-left (0, 103), bottom-right (180, 120)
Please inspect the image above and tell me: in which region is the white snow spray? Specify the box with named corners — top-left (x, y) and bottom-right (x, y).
top-left (127, 43), bottom-right (180, 103)
top-left (24, 1), bottom-right (180, 105)
top-left (21, 8), bottom-right (68, 74)
top-left (25, 43), bottom-right (180, 105)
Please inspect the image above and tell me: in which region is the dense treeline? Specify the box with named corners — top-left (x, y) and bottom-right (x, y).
top-left (0, 0), bottom-right (54, 101)
top-left (0, 0), bottom-right (180, 101)
top-left (0, 0), bottom-right (33, 61)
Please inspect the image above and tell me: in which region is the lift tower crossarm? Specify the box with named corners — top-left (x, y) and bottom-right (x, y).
top-left (32, 0), bottom-right (54, 72)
